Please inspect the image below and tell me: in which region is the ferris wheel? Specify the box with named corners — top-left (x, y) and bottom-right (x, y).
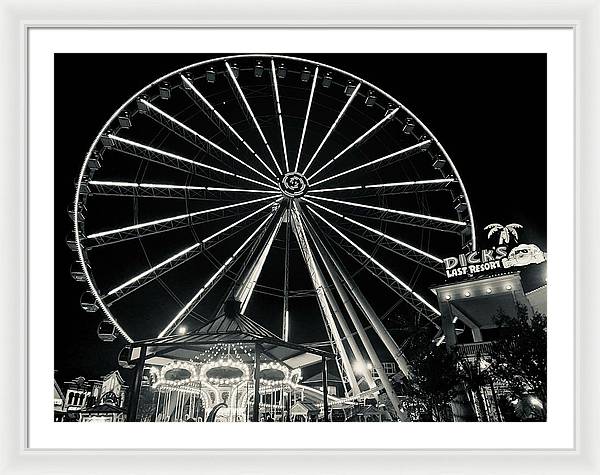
top-left (68, 54), bottom-right (475, 408)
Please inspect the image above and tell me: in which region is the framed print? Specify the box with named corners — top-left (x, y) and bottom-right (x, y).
top-left (1, 0), bottom-right (598, 474)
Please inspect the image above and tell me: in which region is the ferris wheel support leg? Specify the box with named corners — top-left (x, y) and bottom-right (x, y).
top-left (303, 221), bottom-right (376, 390)
top-left (282, 207), bottom-right (291, 341)
top-left (158, 212), bottom-right (277, 337)
top-left (306, 234), bottom-right (377, 392)
top-left (322, 356), bottom-right (329, 421)
top-left (127, 345), bottom-right (147, 422)
top-left (310, 223), bottom-right (412, 380)
top-left (290, 204), bottom-right (360, 396)
top-left (234, 213), bottom-right (284, 313)
top-left (303, 216), bottom-right (407, 420)
top-left (253, 344), bottom-right (261, 422)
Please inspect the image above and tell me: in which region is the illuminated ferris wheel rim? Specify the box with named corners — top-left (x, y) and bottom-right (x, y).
top-left (73, 53), bottom-right (477, 348)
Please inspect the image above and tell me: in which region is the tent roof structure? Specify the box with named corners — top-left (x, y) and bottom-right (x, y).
top-left (80, 403), bottom-right (124, 414)
top-left (130, 300), bottom-right (335, 369)
top-left (290, 401), bottom-right (320, 415)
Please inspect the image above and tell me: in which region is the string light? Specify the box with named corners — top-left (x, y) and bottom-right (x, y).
top-left (259, 361), bottom-right (302, 387)
top-left (199, 358), bottom-right (251, 386)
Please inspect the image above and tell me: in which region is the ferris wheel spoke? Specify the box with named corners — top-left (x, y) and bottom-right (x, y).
top-left (138, 98), bottom-right (278, 186)
top-left (180, 74), bottom-right (278, 179)
top-left (305, 205), bottom-right (441, 323)
top-left (225, 61), bottom-right (283, 176)
top-left (201, 198), bottom-right (282, 244)
top-left (305, 195), bottom-right (467, 233)
top-left (87, 180), bottom-right (279, 200)
top-left (307, 107), bottom-right (398, 182)
top-left (294, 66), bottom-right (318, 173)
top-left (84, 195), bottom-right (278, 247)
top-left (310, 178), bottom-right (456, 196)
top-left (158, 210), bottom-right (279, 338)
top-left (104, 134), bottom-right (278, 190)
top-left (302, 197), bottom-right (444, 273)
top-left (301, 83), bottom-right (361, 176)
top-left (270, 59), bottom-right (290, 172)
top-left (102, 202), bottom-right (278, 305)
top-left (310, 139), bottom-right (432, 188)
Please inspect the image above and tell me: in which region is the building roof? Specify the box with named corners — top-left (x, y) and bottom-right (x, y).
top-left (290, 401), bottom-right (320, 414)
top-left (53, 379), bottom-right (65, 403)
top-left (303, 367), bottom-right (343, 384)
top-left (103, 370), bottom-right (125, 385)
top-left (80, 403), bottom-right (124, 414)
top-left (132, 300), bottom-right (335, 368)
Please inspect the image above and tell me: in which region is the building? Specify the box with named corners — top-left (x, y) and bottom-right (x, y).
top-left (431, 262), bottom-right (547, 422)
top-left (59, 370), bottom-right (129, 422)
top-left (53, 378), bottom-right (66, 421)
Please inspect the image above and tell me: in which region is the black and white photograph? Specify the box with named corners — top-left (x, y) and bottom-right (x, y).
top-left (53, 52), bottom-right (547, 424)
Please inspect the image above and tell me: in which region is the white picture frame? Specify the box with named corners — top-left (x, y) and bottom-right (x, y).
top-left (1, 0), bottom-right (598, 473)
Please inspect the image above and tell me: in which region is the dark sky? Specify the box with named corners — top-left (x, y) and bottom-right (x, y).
top-left (54, 53), bottom-right (546, 385)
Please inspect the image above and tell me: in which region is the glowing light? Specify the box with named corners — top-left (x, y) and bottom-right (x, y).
top-left (106, 242), bottom-right (200, 296)
top-left (308, 107), bottom-right (398, 181)
top-left (180, 74), bottom-right (277, 178)
top-left (270, 59), bottom-right (289, 172)
top-left (259, 361), bottom-right (301, 387)
top-left (87, 195), bottom-right (277, 239)
top-left (198, 358), bottom-right (250, 386)
top-left (140, 99), bottom-right (278, 186)
top-left (225, 61), bottom-right (282, 175)
top-left (486, 287), bottom-right (493, 294)
top-left (177, 326), bottom-right (187, 334)
top-left (153, 361), bottom-right (198, 389)
top-left (307, 205), bottom-right (441, 316)
top-left (88, 180), bottom-right (138, 187)
top-left (464, 291), bottom-right (471, 297)
top-left (200, 199), bottom-right (281, 243)
top-left (302, 83), bottom-right (361, 175)
top-left (310, 178), bottom-right (455, 194)
top-left (307, 195), bottom-right (466, 226)
top-left (310, 140), bottom-right (432, 187)
top-left (303, 197), bottom-right (443, 263)
top-left (452, 316), bottom-right (458, 323)
top-left (158, 212), bottom-right (277, 337)
top-left (352, 361), bottom-right (368, 375)
top-left (445, 295), bottom-right (451, 300)
top-left (294, 66), bottom-right (319, 172)
top-left (506, 284), bottom-right (513, 290)
top-left (107, 135), bottom-right (278, 190)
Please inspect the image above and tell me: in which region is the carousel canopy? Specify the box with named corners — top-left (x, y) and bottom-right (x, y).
top-left (131, 299), bottom-right (335, 370)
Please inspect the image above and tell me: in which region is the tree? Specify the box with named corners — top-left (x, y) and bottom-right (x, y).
top-left (488, 305), bottom-right (547, 415)
top-left (484, 223), bottom-right (523, 245)
top-left (457, 351), bottom-right (494, 422)
top-left (400, 333), bottom-right (463, 421)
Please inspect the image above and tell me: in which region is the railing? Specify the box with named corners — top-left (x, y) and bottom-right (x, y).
top-left (455, 341), bottom-right (494, 357)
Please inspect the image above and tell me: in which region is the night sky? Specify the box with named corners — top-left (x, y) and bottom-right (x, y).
top-left (54, 53), bottom-right (546, 386)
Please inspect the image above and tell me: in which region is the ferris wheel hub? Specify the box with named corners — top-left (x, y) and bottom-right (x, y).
top-left (279, 172), bottom-right (309, 198)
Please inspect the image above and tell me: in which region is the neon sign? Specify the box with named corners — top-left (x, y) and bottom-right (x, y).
top-left (444, 244), bottom-right (546, 279)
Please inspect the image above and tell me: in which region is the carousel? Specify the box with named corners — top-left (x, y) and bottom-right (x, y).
top-left (124, 299), bottom-right (335, 422)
